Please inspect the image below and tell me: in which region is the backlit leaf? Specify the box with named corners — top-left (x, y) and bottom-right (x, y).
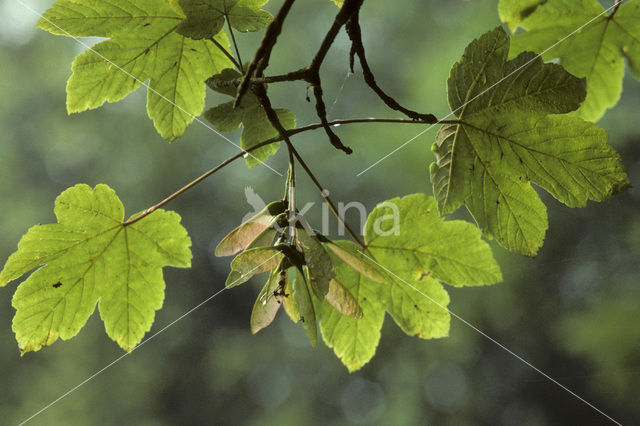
top-left (321, 195), bottom-right (498, 371)
top-left (205, 69), bottom-right (296, 167)
top-left (177, 0), bottom-right (273, 39)
top-left (38, 0), bottom-right (234, 140)
top-left (1, 184), bottom-right (191, 353)
top-left (501, 0), bottom-right (640, 121)
top-left (365, 194), bottom-right (502, 286)
top-left (430, 27), bottom-right (629, 256)
top-left (319, 257), bottom-right (384, 372)
top-left (498, 0), bottom-right (546, 31)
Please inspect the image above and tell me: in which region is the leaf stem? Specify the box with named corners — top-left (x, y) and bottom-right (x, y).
top-left (210, 36), bottom-right (242, 71)
top-left (280, 117), bottom-right (458, 140)
top-left (289, 146), bottom-right (365, 248)
top-left (123, 139), bottom-right (275, 226)
top-left (287, 147), bottom-right (297, 241)
top-left (226, 16), bottom-right (244, 73)
top-left (123, 116), bottom-right (456, 227)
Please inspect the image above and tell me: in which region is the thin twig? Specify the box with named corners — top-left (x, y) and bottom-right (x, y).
top-left (289, 147), bottom-right (365, 248)
top-left (308, 0), bottom-right (364, 70)
top-left (309, 72), bottom-right (352, 154)
top-left (346, 9), bottom-right (437, 123)
top-left (235, 0), bottom-right (296, 107)
top-left (210, 36), bottom-right (242, 71)
top-left (284, 116), bottom-right (456, 138)
top-left (123, 116), bottom-right (455, 227)
top-left (226, 16), bottom-right (244, 73)
top-left (303, 0), bottom-right (363, 154)
top-left (286, 147), bottom-right (297, 241)
top-left (611, 0), bottom-right (623, 15)
top-left (207, 68), bottom-right (309, 91)
top-left (123, 139), bottom-right (276, 226)
top-left (246, 68), bottom-right (310, 84)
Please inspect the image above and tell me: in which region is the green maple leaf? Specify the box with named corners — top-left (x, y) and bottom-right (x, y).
top-left (37, 0), bottom-right (235, 141)
top-left (320, 194), bottom-right (501, 371)
top-left (365, 194), bottom-right (502, 286)
top-left (498, 0), bottom-right (547, 31)
top-left (206, 69), bottom-right (296, 167)
top-left (0, 184), bottom-right (192, 354)
top-left (430, 27), bottom-right (630, 256)
top-left (177, 0), bottom-right (273, 39)
top-left (501, 0), bottom-right (640, 121)
top-left (319, 257), bottom-right (384, 372)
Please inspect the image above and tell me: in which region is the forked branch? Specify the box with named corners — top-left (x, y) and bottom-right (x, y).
top-left (235, 0), bottom-right (296, 107)
top-left (346, 9), bottom-right (437, 123)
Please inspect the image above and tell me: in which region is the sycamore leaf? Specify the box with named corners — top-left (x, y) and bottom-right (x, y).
top-left (498, 0), bottom-right (547, 31)
top-left (215, 200), bottom-right (286, 256)
top-left (0, 184), bottom-right (191, 353)
top-left (320, 194), bottom-right (499, 371)
top-left (502, 0), bottom-right (640, 121)
top-left (382, 272), bottom-right (450, 341)
top-left (321, 239), bottom-right (386, 283)
top-left (365, 194), bottom-right (502, 286)
top-left (290, 267), bottom-right (317, 347)
top-left (319, 258), bottom-right (384, 372)
top-left (363, 195), bottom-right (470, 340)
top-left (205, 69), bottom-right (296, 167)
top-left (430, 27), bottom-right (629, 256)
top-left (37, 0), bottom-right (234, 141)
top-left (177, 0), bottom-right (273, 39)
top-left (321, 243), bottom-right (450, 372)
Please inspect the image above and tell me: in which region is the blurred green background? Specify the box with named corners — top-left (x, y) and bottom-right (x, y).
top-left (1, 0), bottom-right (639, 424)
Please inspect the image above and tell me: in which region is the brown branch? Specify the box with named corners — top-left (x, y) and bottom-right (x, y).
top-left (346, 9), bottom-right (437, 123)
top-left (234, 0), bottom-right (296, 108)
top-left (308, 72), bottom-right (352, 154)
top-left (239, 0), bottom-right (364, 155)
top-left (207, 68), bottom-right (309, 91)
top-left (252, 82), bottom-right (361, 246)
top-left (216, 0), bottom-right (439, 155)
top-left (308, 0), bottom-right (364, 70)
